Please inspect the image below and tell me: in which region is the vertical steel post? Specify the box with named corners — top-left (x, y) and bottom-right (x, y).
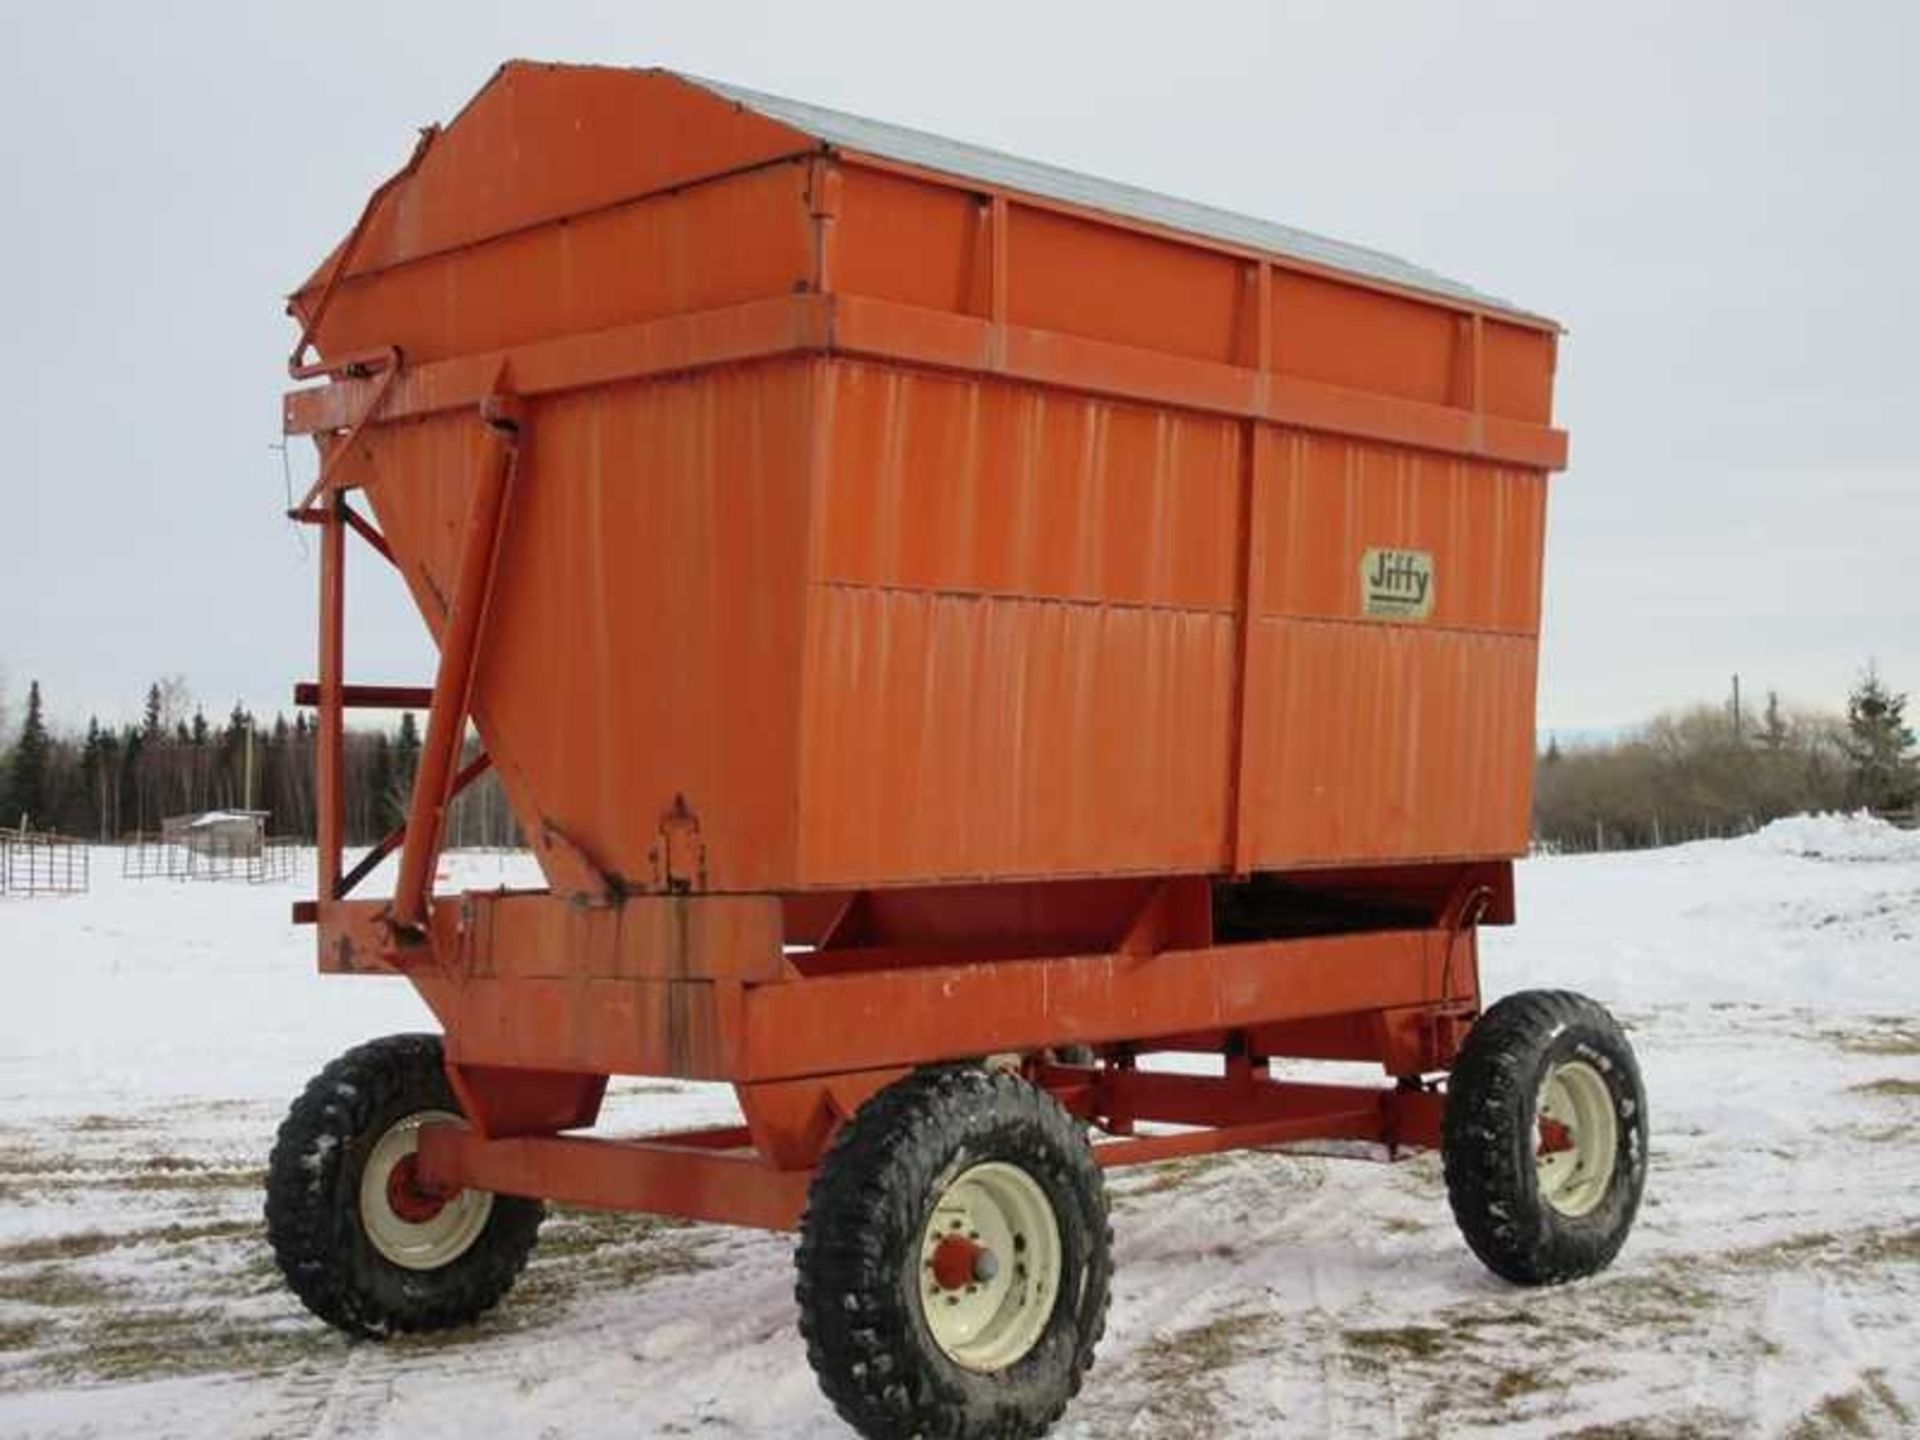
top-left (316, 494), bottom-right (346, 901)
top-left (1227, 262), bottom-right (1273, 877)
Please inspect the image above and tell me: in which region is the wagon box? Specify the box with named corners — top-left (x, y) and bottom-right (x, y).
top-left (267, 62), bottom-right (1645, 1440)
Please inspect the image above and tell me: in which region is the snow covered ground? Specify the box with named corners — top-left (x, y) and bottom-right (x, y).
top-left (1, 819), bottom-right (1916, 1438)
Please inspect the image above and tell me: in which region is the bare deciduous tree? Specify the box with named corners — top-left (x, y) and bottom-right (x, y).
top-left (1536, 696), bottom-right (1854, 853)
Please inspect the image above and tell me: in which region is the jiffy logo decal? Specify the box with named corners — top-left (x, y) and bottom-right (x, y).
top-left (1360, 547), bottom-right (1435, 620)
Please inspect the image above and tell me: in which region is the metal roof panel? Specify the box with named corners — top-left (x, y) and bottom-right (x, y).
top-left (681, 72), bottom-right (1546, 324)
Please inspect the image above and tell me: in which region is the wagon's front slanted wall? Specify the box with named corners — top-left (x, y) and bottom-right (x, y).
top-left (286, 61), bottom-right (1563, 897)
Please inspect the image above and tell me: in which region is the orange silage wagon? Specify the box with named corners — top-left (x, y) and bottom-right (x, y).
top-left (267, 64), bottom-right (1646, 1438)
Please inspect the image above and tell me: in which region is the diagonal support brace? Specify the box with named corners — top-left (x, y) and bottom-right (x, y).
top-left (388, 389), bottom-right (524, 943)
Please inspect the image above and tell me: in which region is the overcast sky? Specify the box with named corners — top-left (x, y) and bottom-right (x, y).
top-left (2, 0), bottom-right (1914, 735)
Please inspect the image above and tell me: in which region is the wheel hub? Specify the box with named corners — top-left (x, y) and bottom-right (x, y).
top-left (1536, 1116), bottom-right (1575, 1156)
top-left (929, 1233), bottom-right (999, 1290)
top-left (917, 1161), bottom-right (1061, 1373)
top-left (1534, 1060), bottom-right (1619, 1218)
top-left (384, 1152), bottom-right (453, 1225)
top-left (359, 1110), bottom-right (495, 1270)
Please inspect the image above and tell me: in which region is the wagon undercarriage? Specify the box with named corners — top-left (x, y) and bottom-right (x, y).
top-left (343, 871), bottom-right (1491, 1231)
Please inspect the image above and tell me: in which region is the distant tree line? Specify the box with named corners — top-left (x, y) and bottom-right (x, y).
top-left (0, 677), bottom-right (521, 848)
top-left (4, 666), bottom-right (1913, 859)
top-left (1536, 666), bottom-right (1917, 853)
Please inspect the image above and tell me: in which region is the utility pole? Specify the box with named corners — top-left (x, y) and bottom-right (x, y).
top-left (1731, 673), bottom-right (1743, 742)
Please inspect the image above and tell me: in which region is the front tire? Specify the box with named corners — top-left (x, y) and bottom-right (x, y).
top-left (796, 1066), bottom-right (1111, 1440)
top-left (1443, 990), bottom-right (1648, 1285)
top-left (265, 1033), bottom-right (543, 1337)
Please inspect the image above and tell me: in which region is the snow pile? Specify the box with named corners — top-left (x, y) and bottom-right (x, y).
top-left (1492, 818), bottom-right (1919, 1011)
top-left (1745, 810), bottom-right (1920, 863)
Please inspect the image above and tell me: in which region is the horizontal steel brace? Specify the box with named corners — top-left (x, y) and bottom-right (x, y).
top-left (416, 1125), bottom-right (811, 1231)
top-left (293, 682), bottom-right (433, 709)
top-left (283, 294), bottom-right (1567, 470)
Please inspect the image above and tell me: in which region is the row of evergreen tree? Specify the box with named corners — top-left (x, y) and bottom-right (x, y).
top-left (0, 679), bottom-right (520, 848)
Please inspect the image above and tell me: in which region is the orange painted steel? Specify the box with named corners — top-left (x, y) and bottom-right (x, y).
top-left (284, 62), bottom-right (1566, 1228)
top-left (416, 1125), bottom-right (814, 1232)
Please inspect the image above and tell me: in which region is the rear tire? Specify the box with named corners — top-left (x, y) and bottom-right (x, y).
top-left (265, 1033), bottom-right (543, 1337)
top-left (795, 1065), bottom-right (1111, 1440)
top-left (1443, 990), bottom-right (1647, 1285)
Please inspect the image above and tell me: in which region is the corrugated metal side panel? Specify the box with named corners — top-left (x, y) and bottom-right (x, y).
top-left (1269, 270), bottom-right (1461, 409)
top-left (361, 359), bottom-right (816, 892)
top-left (1242, 622), bottom-right (1538, 865)
top-left (1258, 432), bottom-right (1546, 633)
top-left (689, 72), bottom-right (1539, 319)
top-left (1006, 203), bottom-right (1244, 365)
top-left (1239, 426), bottom-right (1546, 867)
top-left (809, 361), bottom-right (1241, 609)
top-left (299, 63), bottom-right (816, 296)
top-left (314, 161), bottom-right (815, 366)
top-left (827, 163), bottom-right (1563, 430)
top-left (795, 358), bottom-right (1236, 886)
top-left (795, 589), bottom-right (1235, 885)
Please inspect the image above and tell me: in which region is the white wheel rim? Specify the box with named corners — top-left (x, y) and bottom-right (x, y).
top-left (917, 1161), bottom-right (1062, 1373)
top-left (1534, 1060), bottom-right (1618, 1218)
top-left (358, 1110), bottom-right (494, 1270)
